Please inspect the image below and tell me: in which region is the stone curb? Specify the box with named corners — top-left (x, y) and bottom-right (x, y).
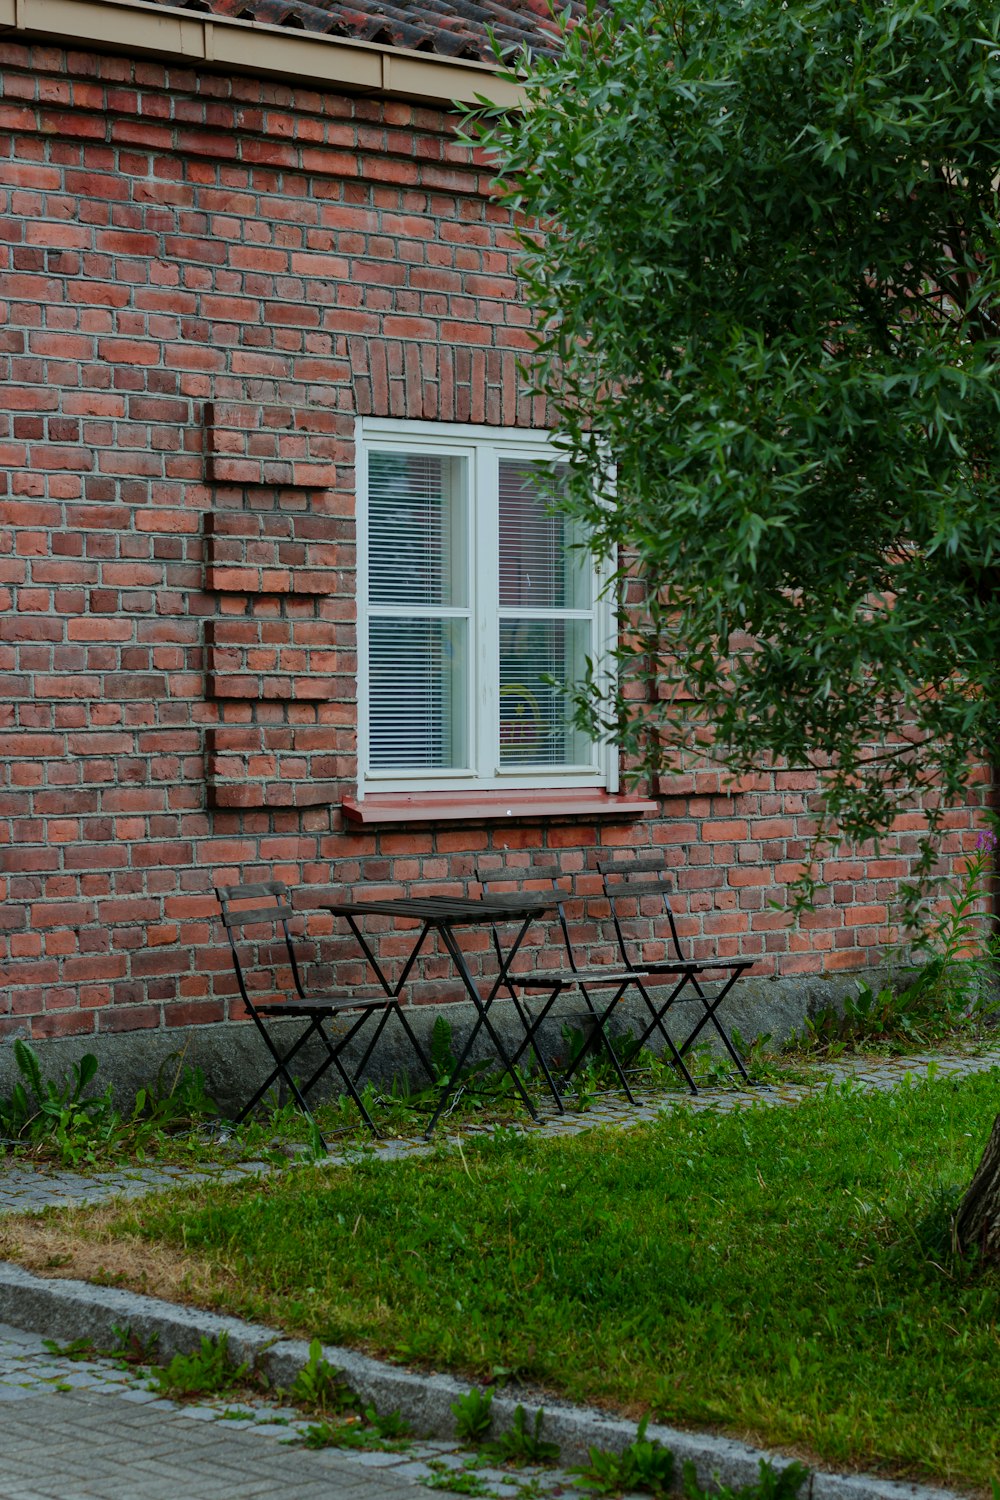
top-left (0, 1261), bottom-right (960, 1500)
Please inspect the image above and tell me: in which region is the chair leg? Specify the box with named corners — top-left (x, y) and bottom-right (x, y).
top-left (296, 1009), bottom-right (391, 1135)
top-left (557, 983), bottom-right (638, 1105)
top-left (237, 1015), bottom-right (326, 1122)
top-left (424, 1010), bottom-right (487, 1138)
top-left (676, 971), bottom-right (751, 1082)
top-left (389, 1002), bottom-right (438, 1087)
top-left (348, 1005), bottom-right (394, 1086)
top-left (506, 984), bottom-right (567, 1112)
top-left (626, 977), bottom-right (699, 1095)
top-left (236, 1016), bottom-right (330, 1150)
top-left (241, 1009), bottom-right (394, 1144)
top-left (426, 924), bottom-right (540, 1135)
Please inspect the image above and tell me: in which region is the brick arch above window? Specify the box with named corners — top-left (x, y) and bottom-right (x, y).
top-left (347, 337), bottom-right (550, 429)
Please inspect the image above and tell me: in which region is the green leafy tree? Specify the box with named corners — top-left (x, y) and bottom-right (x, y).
top-left (471, 0), bottom-right (1000, 898)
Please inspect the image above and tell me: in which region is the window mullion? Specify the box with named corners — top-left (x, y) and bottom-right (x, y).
top-left (477, 444), bottom-right (500, 782)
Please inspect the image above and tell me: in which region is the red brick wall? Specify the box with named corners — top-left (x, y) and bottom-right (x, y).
top-left (0, 40), bottom-right (985, 1043)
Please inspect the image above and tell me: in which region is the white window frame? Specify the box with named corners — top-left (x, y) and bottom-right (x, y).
top-left (355, 417), bottom-right (618, 798)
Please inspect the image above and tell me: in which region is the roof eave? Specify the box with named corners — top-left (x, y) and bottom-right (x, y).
top-left (0, 0), bottom-right (527, 107)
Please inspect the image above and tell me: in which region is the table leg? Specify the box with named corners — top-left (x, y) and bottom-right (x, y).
top-left (423, 921), bottom-right (539, 1137)
top-left (345, 915), bottom-right (434, 998)
top-left (479, 914), bottom-right (565, 1108)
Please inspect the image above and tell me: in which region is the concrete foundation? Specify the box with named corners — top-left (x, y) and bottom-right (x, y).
top-left (0, 969), bottom-right (890, 1117)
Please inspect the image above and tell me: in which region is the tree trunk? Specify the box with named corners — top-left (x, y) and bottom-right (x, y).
top-left (954, 1111), bottom-right (1000, 1262)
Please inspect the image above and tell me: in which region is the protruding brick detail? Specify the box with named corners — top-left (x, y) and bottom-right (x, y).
top-left (205, 402), bottom-right (345, 489)
top-left (205, 512), bottom-right (347, 595)
top-left (206, 614), bottom-right (347, 700)
top-left (201, 492), bottom-right (356, 805)
top-left (206, 726), bottom-right (349, 809)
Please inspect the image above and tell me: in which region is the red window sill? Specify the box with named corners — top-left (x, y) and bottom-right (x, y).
top-left (341, 789), bottom-right (658, 826)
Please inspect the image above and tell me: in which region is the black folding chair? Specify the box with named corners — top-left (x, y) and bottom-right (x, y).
top-left (477, 865), bottom-right (696, 1105)
top-left (599, 855), bottom-right (754, 1082)
top-left (473, 863), bottom-right (571, 1111)
top-left (216, 880), bottom-right (434, 1144)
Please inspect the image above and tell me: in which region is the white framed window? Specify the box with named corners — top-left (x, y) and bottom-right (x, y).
top-left (356, 418), bottom-right (617, 796)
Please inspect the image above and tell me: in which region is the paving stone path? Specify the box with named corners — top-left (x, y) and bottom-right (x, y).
top-left (0, 1320), bottom-right (582, 1500)
top-left (0, 1043), bottom-right (995, 1499)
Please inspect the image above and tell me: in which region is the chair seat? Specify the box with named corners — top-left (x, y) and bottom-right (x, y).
top-left (254, 996), bottom-right (389, 1017)
top-left (614, 958), bottom-right (755, 975)
top-left (518, 967), bottom-right (651, 988)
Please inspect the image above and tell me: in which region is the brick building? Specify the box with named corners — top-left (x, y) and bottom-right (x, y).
top-left (0, 0), bottom-right (985, 1095)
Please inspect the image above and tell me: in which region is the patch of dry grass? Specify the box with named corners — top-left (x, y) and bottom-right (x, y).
top-left (0, 1208), bottom-right (242, 1311)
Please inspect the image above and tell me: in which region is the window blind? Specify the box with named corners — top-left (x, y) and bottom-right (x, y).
top-left (366, 450), bottom-right (468, 771)
top-left (498, 461), bottom-right (588, 611)
top-left (499, 618), bottom-right (589, 766)
top-left (369, 452), bottom-right (463, 606)
top-left (369, 617), bottom-right (465, 770)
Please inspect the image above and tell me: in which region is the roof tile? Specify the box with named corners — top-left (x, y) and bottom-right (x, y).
top-left (143, 0), bottom-right (584, 61)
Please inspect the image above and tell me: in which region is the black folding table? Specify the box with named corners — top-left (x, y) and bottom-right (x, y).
top-left (323, 892), bottom-right (559, 1136)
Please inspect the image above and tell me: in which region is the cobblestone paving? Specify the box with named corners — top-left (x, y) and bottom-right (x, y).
top-left (0, 1321), bottom-right (591, 1500)
top-left (0, 1158), bottom-right (279, 1216)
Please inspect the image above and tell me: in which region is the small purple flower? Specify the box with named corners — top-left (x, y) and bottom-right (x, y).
top-left (975, 828), bottom-right (999, 853)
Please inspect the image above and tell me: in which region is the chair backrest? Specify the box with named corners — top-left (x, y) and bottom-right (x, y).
top-left (215, 880), bottom-right (305, 1015)
top-left (598, 855), bottom-right (684, 968)
top-left (475, 862), bottom-right (579, 971)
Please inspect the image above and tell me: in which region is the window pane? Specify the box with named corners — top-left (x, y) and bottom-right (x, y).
top-left (369, 618), bottom-right (468, 770)
top-left (369, 452), bottom-right (466, 606)
top-left (499, 618), bottom-right (590, 766)
top-left (498, 461), bottom-right (590, 610)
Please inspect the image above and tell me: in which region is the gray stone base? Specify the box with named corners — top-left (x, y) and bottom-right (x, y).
top-left (0, 969), bottom-right (893, 1117)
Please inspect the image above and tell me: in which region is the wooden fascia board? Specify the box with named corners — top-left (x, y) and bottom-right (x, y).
top-left (0, 0), bottom-right (526, 107)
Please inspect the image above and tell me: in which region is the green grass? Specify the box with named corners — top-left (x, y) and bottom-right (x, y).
top-left (86, 1068), bottom-right (1000, 1491)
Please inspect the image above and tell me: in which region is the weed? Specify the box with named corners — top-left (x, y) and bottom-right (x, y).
top-left (0, 1042), bottom-right (222, 1169)
top-left (420, 1465), bottom-right (495, 1496)
top-left (431, 1017), bottom-right (458, 1083)
top-left (42, 1336), bottom-right (96, 1362)
top-left (134, 1055), bottom-right (218, 1131)
top-left (486, 1405), bottom-right (559, 1466)
top-left (0, 1041), bottom-right (115, 1167)
top-left (793, 829), bottom-right (1000, 1059)
top-left (681, 1458), bottom-right (810, 1498)
top-left (571, 1416), bottom-right (674, 1496)
top-left (300, 1415), bottom-right (410, 1452)
top-left (149, 1333), bottom-right (252, 1401)
top-left (287, 1341), bottom-right (409, 1451)
top-left (368, 1405), bottom-right (413, 1439)
top-left (42, 1324), bottom-right (158, 1369)
top-left (288, 1337), bottom-right (358, 1414)
top-left (451, 1386), bottom-right (494, 1443)
top-left (910, 830), bottom-right (999, 1009)
top-left (803, 979), bottom-right (926, 1053)
top-left (110, 1324), bottom-right (160, 1368)
top-left (687, 1043), bottom-right (735, 1088)
top-left (510, 1480), bottom-right (550, 1500)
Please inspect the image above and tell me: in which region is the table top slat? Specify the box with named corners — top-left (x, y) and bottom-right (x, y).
top-left (323, 894), bottom-right (555, 924)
